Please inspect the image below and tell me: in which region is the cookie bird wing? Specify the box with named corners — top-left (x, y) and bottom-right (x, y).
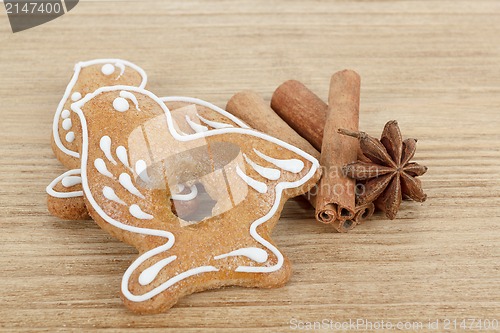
top-left (52, 59), bottom-right (147, 169)
top-left (45, 169), bottom-right (91, 220)
top-left (70, 86), bottom-right (321, 311)
top-left (158, 94), bottom-right (320, 217)
top-left (160, 96), bottom-right (250, 135)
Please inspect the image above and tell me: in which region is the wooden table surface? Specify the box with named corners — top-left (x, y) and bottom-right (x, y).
top-left (1, 1), bottom-right (499, 331)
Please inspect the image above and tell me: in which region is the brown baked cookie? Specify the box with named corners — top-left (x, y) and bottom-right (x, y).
top-left (47, 59), bottom-right (147, 219)
top-left (51, 59), bottom-right (147, 170)
top-left (48, 85), bottom-right (321, 313)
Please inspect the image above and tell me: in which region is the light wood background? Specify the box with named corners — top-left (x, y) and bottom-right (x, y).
top-left (1, 1), bottom-right (499, 332)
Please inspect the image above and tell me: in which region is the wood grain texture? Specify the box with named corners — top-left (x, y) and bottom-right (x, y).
top-left (0, 1), bottom-right (499, 331)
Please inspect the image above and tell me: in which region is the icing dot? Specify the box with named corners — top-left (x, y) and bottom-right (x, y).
top-left (65, 131), bottom-right (75, 143)
top-left (129, 204), bottom-right (153, 220)
top-left (214, 247), bottom-right (268, 263)
top-left (61, 110), bottom-right (70, 119)
top-left (94, 158), bottom-right (113, 178)
top-left (71, 92), bottom-right (82, 102)
top-left (116, 146), bottom-right (130, 168)
top-left (101, 64), bottom-right (115, 75)
top-left (113, 97), bottom-right (129, 112)
top-left (61, 176), bottom-right (82, 188)
top-left (103, 186), bottom-right (126, 205)
top-left (62, 118), bottom-right (72, 130)
top-left (139, 256), bottom-right (176, 286)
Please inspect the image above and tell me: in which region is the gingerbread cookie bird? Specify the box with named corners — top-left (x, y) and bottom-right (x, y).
top-left (48, 59), bottom-right (148, 220)
top-left (51, 59), bottom-right (147, 170)
top-left (46, 64), bottom-right (321, 313)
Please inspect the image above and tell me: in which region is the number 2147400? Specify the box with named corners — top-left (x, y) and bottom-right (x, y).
top-left (5, 2), bottom-right (62, 15)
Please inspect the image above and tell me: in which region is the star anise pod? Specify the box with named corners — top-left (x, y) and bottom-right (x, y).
top-left (339, 120), bottom-right (427, 219)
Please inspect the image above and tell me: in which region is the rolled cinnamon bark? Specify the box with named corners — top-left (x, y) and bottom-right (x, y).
top-left (335, 202), bottom-right (375, 232)
top-left (226, 90), bottom-right (320, 160)
top-left (353, 202), bottom-right (375, 224)
top-left (271, 80), bottom-right (327, 151)
top-left (315, 70), bottom-right (360, 224)
top-left (272, 79), bottom-right (369, 164)
top-left (227, 85), bottom-right (363, 233)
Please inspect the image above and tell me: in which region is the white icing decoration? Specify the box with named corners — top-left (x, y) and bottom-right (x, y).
top-left (119, 173), bottom-right (145, 199)
top-left (161, 96), bottom-right (250, 129)
top-left (101, 63), bottom-right (115, 75)
top-left (65, 131), bottom-right (75, 143)
top-left (72, 104), bottom-right (187, 302)
top-left (99, 136), bottom-right (117, 165)
top-left (196, 113), bottom-right (232, 129)
top-left (120, 91), bottom-right (141, 111)
top-left (214, 247), bottom-right (268, 263)
top-left (103, 186), bottom-right (126, 205)
top-left (52, 59), bottom-right (147, 159)
top-left (185, 115), bottom-right (208, 133)
top-left (46, 169), bottom-right (83, 198)
top-left (116, 146), bottom-right (130, 168)
top-left (62, 118), bottom-right (72, 131)
top-left (94, 158), bottom-right (113, 178)
top-left (243, 154), bottom-right (280, 180)
top-left (71, 92), bottom-right (82, 102)
top-left (113, 97), bottom-right (129, 112)
top-left (61, 109), bottom-right (70, 119)
top-left (72, 86), bottom-right (319, 301)
top-left (236, 165), bottom-right (267, 194)
top-left (61, 176), bottom-right (82, 187)
top-left (253, 148), bottom-right (304, 173)
top-left (139, 256), bottom-right (177, 286)
top-left (171, 184), bottom-right (198, 201)
top-left (53, 109), bottom-right (79, 158)
top-left (135, 266), bottom-right (219, 301)
top-left (115, 62), bottom-right (125, 79)
top-left (135, 160), bottom-right (150, 183)
top-left (129, 204), bottom-right (153, 220)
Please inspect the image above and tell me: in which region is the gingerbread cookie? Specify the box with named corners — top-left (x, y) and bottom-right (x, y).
top-left (48, 59), bottom-right (147, 220)
top-left (52, 59), bottom-right (147, 169)
top-left (47, 84), bottom-right (321, 313)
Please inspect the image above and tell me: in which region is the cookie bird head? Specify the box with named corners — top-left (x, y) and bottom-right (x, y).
top-left (52, 59), bottom-right (147, 170)
top-left (62, 85), bottom-right (321, 313)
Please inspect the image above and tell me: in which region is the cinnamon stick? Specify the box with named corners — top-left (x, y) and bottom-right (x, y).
top-left (315, 70), bottom-right (360, 224)
top-left (226, 90), bottom-right (319, 160)
top-left (272, 79), bottom-right (369, 164)
top-left (353, 202), bottom-right (375, 225)
top-left (227, 85), bottom-right (362, 233)
top-left (334, 202), bottom-right (375, 232)
top-left (271, 80), bottom-right (327, 151)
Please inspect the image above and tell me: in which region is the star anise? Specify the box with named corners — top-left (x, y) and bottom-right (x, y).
top-left (339, 120), bottom-right (427, 219)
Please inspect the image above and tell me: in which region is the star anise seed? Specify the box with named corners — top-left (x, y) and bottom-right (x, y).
top-left (403, 162), bottom-right (428, 177)
top-left (340, 120), bottom-right (428, 219)
top-left (338, 128), bottom-right (396, 168)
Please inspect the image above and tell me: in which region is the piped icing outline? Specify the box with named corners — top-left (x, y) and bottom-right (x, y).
top-left (69, 86), bottom-right (319, 303)
top-left (52, 59), bottom-right (147, 159)
top-left (160, 96), bottom-right (250, 131)
top-left (46, 169), bottom-right (83, 198)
